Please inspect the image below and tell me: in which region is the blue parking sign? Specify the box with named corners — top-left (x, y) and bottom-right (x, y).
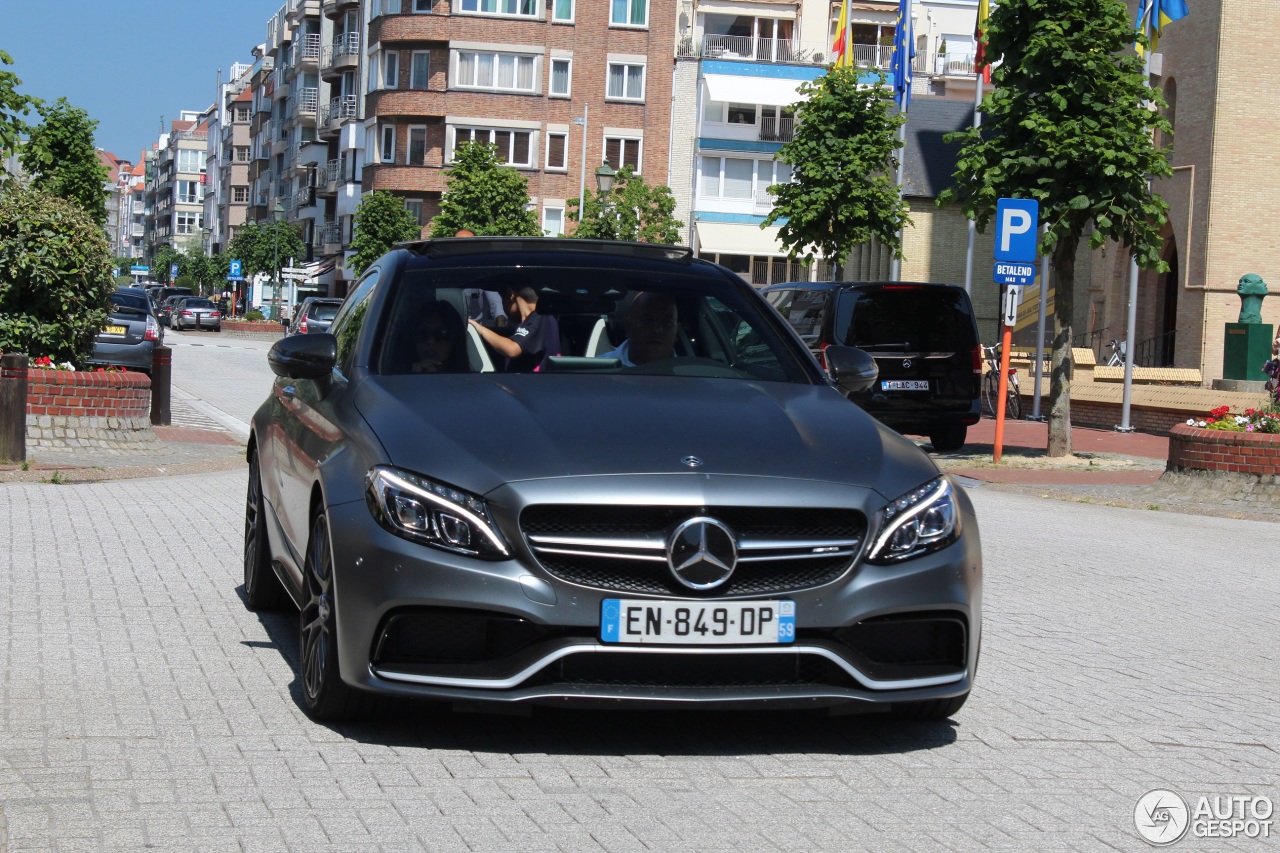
top-left (229, 259), bottom-right (242, 277)
top-left (169, 263), bottom-right (179, 279)
top-left (994, 198), bottom-right (1039, 264)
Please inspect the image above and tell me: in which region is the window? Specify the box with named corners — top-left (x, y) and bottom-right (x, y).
top-left (413, 0), bottom-right (434, 10)
top-left (456, 51), bottom-right (536, 93)
top-left (542, 206), bottom-right (564, 237)
top-left (727, 104), bottom-right (756, 124)
top-left (235, 146), bottom-right (250, 162)
top-left (453, 127), bottom-right (533, 167)
top-left (383, 51), bottom-right (399, 89)
top-left (553, 0), bottom-right (573, 21)
top-left (176, 180), bottom-right (203, 204)
top-left (410, 51), bottom-right (430, 89)
top-left (235, 106), bottom-right (250, 123)
top-left (607, 62), bottom-right (645, 100)
top-left (177, 149), bottom-right (203, 173)
top-left (549, 58), bottom-right (571, 97)
top-left (176, 212), bottom-right (202, 235)
top-left (459, 0), bottom-right (537, 16)
top-left (233, 186), bottom-right (249, 203)
top-left (703, 100), bottom-right (725, 123)
top-left (405, 199), bottom-right (424, 224)
top-left (610, 0), bottom-right (646, 26)
top-left (545, 132), bottom-right (567, 170)
top-left (407, 126), bottom-right (427, 165)
top-left (380, 125), bottom-right (396, 163)
top-left (699, 157), bottom-right (789, 200)
top-left (604, 136), bottom-right (640, 172)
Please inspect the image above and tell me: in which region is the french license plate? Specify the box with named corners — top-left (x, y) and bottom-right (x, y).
top-left (601, 599), bottom-right (795, 645)
top-left (881, 380), bottom-right (929, 391)
top-left (104, 325), bottom-right (127, 336)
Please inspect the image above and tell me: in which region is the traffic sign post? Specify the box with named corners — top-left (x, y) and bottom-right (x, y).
top-left (992, 198), bottom-right (1040, 463)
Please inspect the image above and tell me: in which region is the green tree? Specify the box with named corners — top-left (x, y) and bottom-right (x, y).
top-left (0, 50), bottom-right (39, 164)
top-left (151, 245), bottom-right (182, 284)
top-left (225, 220), bottom-right (305, 282)
top-left (350, 190), bottom-right (421, 275)
top-left (19, 97), bottom-right (108, 225)
top-left (762, 65), bottom-right (909, 269)
top-left (939, 0), bottom-right (1172, 457)
top-left (429, 141), bottom-right (540, 237)
top-left (181, 244), bottom-right (225, 294)
top-left (0, 185), bottom-right (113, 365)
top-left (568, 167), bottom-right (682, 243)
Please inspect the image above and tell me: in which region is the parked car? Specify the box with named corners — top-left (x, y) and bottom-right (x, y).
top-left (87, 287), bottom-right (161, 374)
top-left (171, 297), bottom-right (222, 331)
top-left (156, 295), bottom-right (186, 328)
top-left (762, 281), bottom-right (983, 452)
top-left (245, 238), bottom-right (983, 723)
top-left (288, 297), bottom-right (344, 335)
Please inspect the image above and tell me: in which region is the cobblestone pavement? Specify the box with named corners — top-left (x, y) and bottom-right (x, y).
top-left (2, 466), bottom-right (1278, 852)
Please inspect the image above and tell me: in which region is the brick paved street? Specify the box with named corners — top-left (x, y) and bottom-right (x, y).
top-left (2, 465), bottom-right (1276, 852)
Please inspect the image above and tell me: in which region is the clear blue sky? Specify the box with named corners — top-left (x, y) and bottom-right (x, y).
top-left (5, 0), bottom-right (276, 163)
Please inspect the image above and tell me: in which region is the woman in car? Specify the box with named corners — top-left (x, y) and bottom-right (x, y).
top-left (410, 300), bottom-right (470, 374)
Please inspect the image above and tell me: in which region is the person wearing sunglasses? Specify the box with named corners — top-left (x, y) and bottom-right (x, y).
top-left (411, 300), bottom-right (470, 374)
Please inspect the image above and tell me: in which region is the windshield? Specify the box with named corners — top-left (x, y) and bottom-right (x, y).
top-left (377, 264), bottom-right (814, 384)
top-left (109, 293), bottom-right (149, 312)
top-left (184, 299), bottom-right (214, 309)
top-left (311, 302), bottom-right (340, 321)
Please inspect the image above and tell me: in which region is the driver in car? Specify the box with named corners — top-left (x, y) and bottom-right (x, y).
top-left (601, 292), bottom-right (678, 367)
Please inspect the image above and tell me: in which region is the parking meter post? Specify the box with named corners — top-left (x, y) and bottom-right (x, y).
top-left (993, 319), bottom-right (1013, 464)
top-left (0, 353), bottom-right (29, 463)
top-left (150, 345), bottom-right (172, 426)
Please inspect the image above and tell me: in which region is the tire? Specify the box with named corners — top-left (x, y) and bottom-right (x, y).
top-left (243, 452), bottom-right (288, 610)
top-left (1006, 381), bottom-right (1023, 420)
top-left (929, 425), bottom-right (967, 453)
top-left (300, 510), bottom-right (371, 721)
top-left (982, 372), bottom-right (1000, 417)
top-left (889, 691), bottom-right (969, 721)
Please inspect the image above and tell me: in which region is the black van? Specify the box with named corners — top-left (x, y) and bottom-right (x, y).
top-left (762, 281), bottom-right (983, 451)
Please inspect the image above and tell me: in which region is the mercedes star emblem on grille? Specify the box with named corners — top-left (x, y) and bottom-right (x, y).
top-left (903, 359), bottom-right (912, 369)
top-left (667, 517), bottom-right (738, 590)
top-left (681, 455), bottom-right (703, 468)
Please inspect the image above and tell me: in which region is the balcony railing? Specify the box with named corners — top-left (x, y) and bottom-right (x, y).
top-left (677, 32), bottom-right (907, 71)
top-left (759, 116), bottom-right (795, 142)
top-left (753, 189), bottom-right (777, 215)
top-left (323, 32), bottom-right (361, 68)
top-left (328, 94), bottom-right (359, 124)
top-left (298, 87), bottom-right (319, 115)
top-left (319, 221), bottom-right (342, 249)
top-left (326, 158), bottom-right (340, 185)
top-left (299, 34), bottom-right (321, 64)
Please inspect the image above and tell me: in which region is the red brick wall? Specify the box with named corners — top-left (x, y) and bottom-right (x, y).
top-left (26, 369), bottom-right (151, 420)
top-left (1167, 424), bottom-right (1280, 475)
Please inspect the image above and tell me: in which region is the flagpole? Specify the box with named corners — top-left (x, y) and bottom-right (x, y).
top-left (1118, 3), bottom-right (1153, 434)
top-left (845, 0), bottom-right (852, 70)
top-left (889, 1), bottom-right (909, 282)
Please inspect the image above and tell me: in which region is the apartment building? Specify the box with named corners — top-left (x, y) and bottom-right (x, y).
top-left (144, 112), bottom-right (210, 259)
top-left (96, 150), bottom-right (134, 259)
top-left (360, 0), bottom-right (676, 243)
top-left (204, 63), bottom-right (255, 256)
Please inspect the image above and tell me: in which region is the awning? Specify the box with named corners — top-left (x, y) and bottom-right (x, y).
top-left (696, 221), bottom-right (788, 256)
top-left (704, 74), bottom-right (805, 107)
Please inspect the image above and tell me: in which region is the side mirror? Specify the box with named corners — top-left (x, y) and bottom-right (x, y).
top-left (824, 345), bottom-right (878, 394)
top-left (269, 333), bottom-right (337, 380)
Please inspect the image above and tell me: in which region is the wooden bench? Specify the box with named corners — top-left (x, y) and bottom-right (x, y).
top-left (1091, 365), bottom-right (1203, 385)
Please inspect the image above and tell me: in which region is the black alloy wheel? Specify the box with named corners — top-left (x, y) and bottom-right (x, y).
top-left (243, 452), bottom-right (288, 610)
top-left (299, 511), bottom-right (369, 721)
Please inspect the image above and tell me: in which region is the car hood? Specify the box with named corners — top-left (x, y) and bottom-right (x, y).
top-left (354, 374), bottom-right (938, 500)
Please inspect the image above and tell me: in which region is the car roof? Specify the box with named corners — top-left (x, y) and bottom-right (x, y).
top-left (397, 236), bottom-right (695, 265)
top-left (761, 280), bottom-right (966, 292)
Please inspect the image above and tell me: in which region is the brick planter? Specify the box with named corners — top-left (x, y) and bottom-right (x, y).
top-left (1166, 423), bottom-right (1280, 477)
top-left (26, 369), bottom-right (155, 447)
top-left (221, 319), bottom-right (287, 340)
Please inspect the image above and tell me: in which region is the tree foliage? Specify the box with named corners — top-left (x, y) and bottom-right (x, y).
top-left (0, 185), bottom-right (113, 365)
top-left (224, 220), bottom-right (306, 282)
top-left (567, 167), bottom-right (682, 243)
top-left (763, 65), bottom-right (909, 268)
top-left (350, 190), bottom-right (421, 275)
top-left (151, 245), bottom-right (182, 284)
top-left (0, 50), bottom-right (39, 163)
top-left (19, 97), bottom-right (108, 225)
top-left (938, 0), bottom-right (1172, 456)
top-left (430, 141), bottom-right (540, 237)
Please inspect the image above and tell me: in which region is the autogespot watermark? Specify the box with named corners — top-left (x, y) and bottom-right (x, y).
top-left (1134, 790), bottom-right (1273, 845)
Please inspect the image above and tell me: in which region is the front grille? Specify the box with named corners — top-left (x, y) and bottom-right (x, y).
top-left (521, 505), bottom-right (866, 597)
top-left (548, 651), bottom-right (858, 690)
top-left (828, 613), bottom-right (967, 681)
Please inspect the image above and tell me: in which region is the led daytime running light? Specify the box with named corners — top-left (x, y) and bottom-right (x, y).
top-left (374, 468), bottom-right (509, 557)
top-left (869, 478), bottom-right (957, 562)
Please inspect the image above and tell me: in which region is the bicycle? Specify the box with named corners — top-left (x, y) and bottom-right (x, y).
top-left (1105, 338), bottom-right (1128, 367)
top-left (981, 344), bottom-right (1022, 420)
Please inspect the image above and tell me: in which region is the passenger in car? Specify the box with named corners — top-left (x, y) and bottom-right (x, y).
top-left (410, 300), bottom-right (471, 374)
top-left (468, 276), bottom-right (556, 372)
top-left (600, 292), bottom-right (679, 367)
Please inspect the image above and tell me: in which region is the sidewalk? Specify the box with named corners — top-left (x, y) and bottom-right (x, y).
top-left (0, 425), bottom-right (245, 484)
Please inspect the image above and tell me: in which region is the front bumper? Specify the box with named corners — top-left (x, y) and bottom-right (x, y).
top-left (323, 477), bottom-right (982, 711)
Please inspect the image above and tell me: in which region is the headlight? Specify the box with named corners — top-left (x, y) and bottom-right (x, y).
top-left (365, 466), bottom-right (510, 558)
top-left (867, 477), bottom-right (960, 564)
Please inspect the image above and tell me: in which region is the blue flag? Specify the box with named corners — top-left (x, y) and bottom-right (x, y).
top-left (890, 0), bottom-right (915, 112)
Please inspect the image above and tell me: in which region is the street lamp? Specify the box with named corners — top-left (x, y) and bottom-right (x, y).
top-left (273, 201), bottom-right (284, 322)
top-left (571, 103), bottom-right (589, 228)
top-left (594, 161), bottom-right (616, 195)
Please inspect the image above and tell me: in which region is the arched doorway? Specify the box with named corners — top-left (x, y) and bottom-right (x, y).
top-left (1150, 236), bottom-right (1179, 366)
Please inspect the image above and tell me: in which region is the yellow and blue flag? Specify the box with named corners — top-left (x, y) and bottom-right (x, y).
top-left (1137, 0), bottom-right (1190, 55)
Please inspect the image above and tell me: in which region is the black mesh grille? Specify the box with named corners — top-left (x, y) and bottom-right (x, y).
top-left (522, 505), bottom-right (865, 596)
top-left (372, 608), bottom-right (555, 665)
top-left (828, 614), bottom-right (968, 680)
top-left (551, 652), bottom-right (857, 689)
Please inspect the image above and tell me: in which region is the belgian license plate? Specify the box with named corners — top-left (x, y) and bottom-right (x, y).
top-left (882, 379), bottom-right (929, 391)
top-left (600, 599), bottom-right (795, 645)
top-left (104, 325), bottom-right (127, 336)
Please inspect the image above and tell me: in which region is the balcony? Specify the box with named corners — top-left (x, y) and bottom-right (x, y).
top-left (325, 95), bottom-right (359, 134)
top-left (753, 189), bottom-right (776, 215)
top-left (322, 0), bottom-right (359, 20)
top-left (318, 221), bottom-right (343, 255)
top-left (322, 32), bottom-right (360, 79)
top-left (317, 159), bottom-right (341, 196)
top-left (297, 87), bottom-right (320, 124)
top-left (287, 0), bottom-right (321, 23)
top-left (273, 68), bottom-right (291, 99)
top-left (759, 116), bottom-right (795, 142)
top-left (298, 34), bottom-right (321, 67)
top-left (677, 33), bottom-right (898, 69)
